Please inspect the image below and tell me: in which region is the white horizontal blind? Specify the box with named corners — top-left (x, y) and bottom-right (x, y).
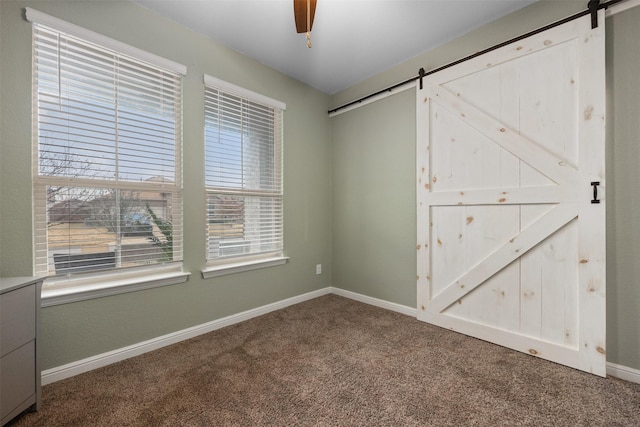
top-left (32, 22), bottom-right (183, 277)
top-left (204, 79), bottom-right (284, 262)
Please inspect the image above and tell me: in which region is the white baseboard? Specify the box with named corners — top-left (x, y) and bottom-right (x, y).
top-left (329, 286), bottom-right (417, 317)
top-left (607, 362), bottom-right (640, 384)
top-left (41, 287), bottom-right (331, 385)
top-left (42, 286), bottom-right (639, 386)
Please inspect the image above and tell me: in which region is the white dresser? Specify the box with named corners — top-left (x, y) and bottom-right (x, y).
top-left (0, 277), bottom-right (42, 426)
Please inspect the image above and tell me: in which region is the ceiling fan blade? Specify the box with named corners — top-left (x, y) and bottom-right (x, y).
top-left (293, 0), bottom-right (317, 33)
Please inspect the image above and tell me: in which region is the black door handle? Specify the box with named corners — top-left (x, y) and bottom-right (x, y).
top-left (591, 181), bottom-right (600, 204)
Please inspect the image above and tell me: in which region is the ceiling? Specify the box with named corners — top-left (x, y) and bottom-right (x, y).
top-left (133, 0), bottom-right (539, 94)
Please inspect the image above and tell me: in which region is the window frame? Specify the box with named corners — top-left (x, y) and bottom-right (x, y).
top-left (27, 8), bottom-right (189, 304)
top-left (202, 75), bottom-right (288, 278)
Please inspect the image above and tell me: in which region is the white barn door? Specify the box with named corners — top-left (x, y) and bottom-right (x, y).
top-left (416, 12), bottom-right (606, 376)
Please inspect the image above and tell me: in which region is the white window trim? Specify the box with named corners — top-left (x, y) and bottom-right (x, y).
top-left (202, 256), bottom-right (289, 279)
top-left (203, 74), bottom-right (286, 111)
top-left (25, 8), bottom-right (186, 75)
top-left (42, 264), bottom-right (190, 307)
top-left (203, 74), bottom-right (286, 270)
top-left (30, 9), bottom-right (187, 303)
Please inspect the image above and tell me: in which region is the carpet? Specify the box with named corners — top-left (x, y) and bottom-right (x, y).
top-left (11, 294), bottom-right (640, 426)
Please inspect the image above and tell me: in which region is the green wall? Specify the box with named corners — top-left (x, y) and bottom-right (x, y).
top-left (331, 90), bottom-right (416, 306)
top-left (606, 5), bottom-right (640, 372)
top-left (331, 0), bottom-right (640, 372)
top-left (0, 0), bottom-right (332, 369)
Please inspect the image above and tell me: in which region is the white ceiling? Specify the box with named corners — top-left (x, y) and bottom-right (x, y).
top-left (133, 0), bottom-right (539, 94)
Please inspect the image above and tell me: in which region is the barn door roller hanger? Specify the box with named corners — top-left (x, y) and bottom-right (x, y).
top-left (588, 0), bottom-right (602, 28)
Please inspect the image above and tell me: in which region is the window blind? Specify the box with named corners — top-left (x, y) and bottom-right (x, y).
top-left (32, 21), bottom-right (183, 277)
top-left (204, 76), bottom-right (284, 262)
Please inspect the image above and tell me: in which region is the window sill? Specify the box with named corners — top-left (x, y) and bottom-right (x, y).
top-left (201, 256), bottom-right (289, 279)
top-left (41, 267), bottom-right (190, 307)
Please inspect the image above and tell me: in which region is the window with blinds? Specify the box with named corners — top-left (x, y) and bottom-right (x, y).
top-left (204, 75), bottom-right (285, 264)
top-left (31, 13), bottom-right (184, 277)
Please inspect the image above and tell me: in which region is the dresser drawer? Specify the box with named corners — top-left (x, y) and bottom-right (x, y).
top-left (0, 285), bottom-right (36, 358)
top-left (0, 341), bottom-right (36, 422)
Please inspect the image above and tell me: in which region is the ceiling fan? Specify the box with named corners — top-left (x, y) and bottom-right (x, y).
top-left (293, 0), bottom-right (317, 48)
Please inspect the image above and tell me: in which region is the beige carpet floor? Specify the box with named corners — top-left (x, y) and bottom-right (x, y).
top-left (11, 294), bottom-right (640, 426)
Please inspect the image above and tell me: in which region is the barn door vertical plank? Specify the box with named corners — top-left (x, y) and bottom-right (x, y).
top-left (416, 89), bottom-right (431, 318)
top-left (576, 9), bottom-right (606, 375)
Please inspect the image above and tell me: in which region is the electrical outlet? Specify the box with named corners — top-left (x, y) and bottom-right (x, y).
top-left (316, 264), bottom-right (322, 275)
